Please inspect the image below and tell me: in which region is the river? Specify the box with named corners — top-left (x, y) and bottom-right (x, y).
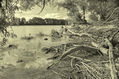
top-left (0, 25), bottom-right (67, 79)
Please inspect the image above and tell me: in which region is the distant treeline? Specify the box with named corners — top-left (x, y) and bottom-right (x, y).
top-left (12, 17), bottom-right (68, 25)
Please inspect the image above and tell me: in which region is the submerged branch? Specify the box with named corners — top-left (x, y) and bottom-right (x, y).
top-left (66, 27), bottom-right (92, 37)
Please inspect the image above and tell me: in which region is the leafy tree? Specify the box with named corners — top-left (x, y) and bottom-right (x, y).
top-left (12, 17), bottom-right (20, 25)
top-left (87, 0), bottom-right (119, 22)
top-left (28, 17), bottom-right (45, 25)
top-left (20, 18), bottom-right (26, 25)
top-left (57, 0), bottom-right (119, 23)
top-left (0, 0), bottom-right (48, 35)
top-left (57, 0), bottom-right (87, 24)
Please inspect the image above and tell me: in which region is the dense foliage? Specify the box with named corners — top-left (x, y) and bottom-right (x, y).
top-left (12, 17), bottom-right (68, 25)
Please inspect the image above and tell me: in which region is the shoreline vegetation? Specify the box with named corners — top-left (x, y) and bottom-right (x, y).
top-left (12, 17), bottom-right (68, 25)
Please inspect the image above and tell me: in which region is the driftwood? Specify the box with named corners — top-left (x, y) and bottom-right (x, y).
top-left (64, 27), bottom-right (111, 55)
top-left (66, 27), bottom-right (92, 37)
top-left (56, 27), bottom-right (119, 79)
top-left (59, 45), bottom-right (98, 60)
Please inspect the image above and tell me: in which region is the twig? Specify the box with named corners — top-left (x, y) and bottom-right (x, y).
top-left (51, 70), bottom-right (66, 78)
top-left (75, 64), bottom-right (81, 72)
top-left (82, 62), bottom-right (102, 77)
top-left (38, 0), bottom-right (46, 14)
top-left (81, 62), bottom-right (101, 79)
top-left (103, 7), bottom-right (119, 23)
top-left (47, 60), bottom-right (61, 70)
top-left (109, 30), bottom-right (119, 41)
top-left (71, 58), bottom-right (75, 69)
top-left (75, 64), bottom-right (84, 73)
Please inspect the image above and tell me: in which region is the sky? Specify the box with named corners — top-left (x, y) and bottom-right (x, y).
top-left (15, 5), bottom-right (69, 21)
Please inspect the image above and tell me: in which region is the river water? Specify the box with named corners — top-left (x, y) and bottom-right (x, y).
top-left (0, 25), bottom-right (67, 79)
top-left (8, 25), bottom-right (62, 37)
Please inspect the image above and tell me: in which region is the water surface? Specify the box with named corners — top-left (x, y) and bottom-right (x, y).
top-left (0, 25), bottom-right (64, 79)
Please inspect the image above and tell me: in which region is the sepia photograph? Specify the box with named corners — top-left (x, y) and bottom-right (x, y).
top-left (0, 0), bottom-right (119, 79)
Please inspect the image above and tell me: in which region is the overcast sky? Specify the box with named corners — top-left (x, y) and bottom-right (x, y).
top-left (15, 5), bottom-right (68, 21)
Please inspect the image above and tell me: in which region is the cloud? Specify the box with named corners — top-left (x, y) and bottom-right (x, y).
top-left (15, 5), bottom-right (68, 20)
top-left (43, 13), bottom-right (68, 19)
top-left (44, 13), bottom-right (60, 18)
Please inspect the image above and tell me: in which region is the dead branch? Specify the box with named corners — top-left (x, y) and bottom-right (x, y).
top-left (75, 64), bottom-right (81, 72)
top-left (51, 70), bottom-right (66, 78)
top-left (105, 38), bottom-right (118, 79)
top-left (91, 42), bottom-right (108, 55)
top-left (109, 30), bottom-right (119, 41)
top-left (81, 62), bottom-right (101, 79)
top-left (47, 60), bottom-right (61, 70)
top-left (38, 0), bottom-right (46, 14)
top-left (64, 27), bottom-right (111, 55)
top-left (82, 62), bottom-right (102, 77)
top-left (71, 58), bottom-right (75, 69)
top-left (103, 7), bottom-right (119, 23)
top-left (59, 45), bottom-right (98, 60)
top-left (66, 28), bottom-right (92, 37)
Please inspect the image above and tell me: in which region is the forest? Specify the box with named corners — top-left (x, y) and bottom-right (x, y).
top-left (0, 0), bottom-right (119, 79)
top-left (12, 17), bottom-right (68, 25)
